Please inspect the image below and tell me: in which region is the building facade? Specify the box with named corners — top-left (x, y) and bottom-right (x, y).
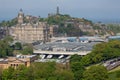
top-left (0, 55), bottom-right (37, 69)
top-left (0, 27), bottom-right (8, 40)
top-left (10, 9), bottom-right (51, 43)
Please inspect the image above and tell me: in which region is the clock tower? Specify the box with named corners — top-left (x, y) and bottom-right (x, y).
top-left (18, 9), bottom-right (24, 24)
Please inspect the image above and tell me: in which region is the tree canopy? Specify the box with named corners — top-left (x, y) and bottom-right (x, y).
top-left (83, 66), bottom-right (108, 80)
top-left (0, 36), bottom-right (14, 57)
top-left (1, 62), bottom-right (74, 80)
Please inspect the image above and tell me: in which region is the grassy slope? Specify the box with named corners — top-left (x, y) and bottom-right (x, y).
top-left (108, 66), bottom-right (120, 80)
top-left (86, 63), bottom-right (120, 80)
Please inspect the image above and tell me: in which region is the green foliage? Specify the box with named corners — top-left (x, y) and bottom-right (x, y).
top-left (70, 54), bottom-right (82, 63)
top-left (81, 18), bottom-right (93, 25)
top-left (2, 65), bottom-right (33, 80)
top-left (109, 69), bottom-right (120, 80)
top-left (13, 65), bottom-right (31, 80)
top-left (93, 23), bottom-right (120, 35)
top-left (69, 40), bottom-right (120, 80)
top-left (70, 62), bottom-right (85, 80)
top-left (14, 42), bottom-right (22, 50)
top-left (0, 36), bottom-right (13, 57)
top-left (39, 18), bottom-right (46, 22)
top-left (70, 54), bottom-right (85, 80)
top-left (64, 24), bottom-right (83, 36)
top-left (31, 62), bottom-right (56, 79)
top-left (80, 40), bottom-right (120, 66)
top-left (4, 36), bottom-right (13, 43)
top-left (47, 14), bottom-right (71, 25)
top-left (93, 40), bottom-right (120, 60)
top-left (107, 24), bottom-right (120, 34)
top-left (55, 70), bottom-right (74, 80)
top-left (116, 70), bottom-right (120, 79)
top-left (0, 18), bottom-right (17, 27)
top-left (93, 25), bottom-right (101, 30)
top-left (12, 43), bottom-right (33, 55)
top-left (21, 44), bottom-right (33, 55)
top-left (46, 14), bottom-right (91, 36)
top-left (57, 22), bottom-right (88, 36)
top-left (83, 65), bottom-right (108, 80)
top-left (80, 55), bottom-right (92, 66)
top-left (1, 62), bottom-right (74, 80)
top-left (2, 67), bottom-right (15, 80)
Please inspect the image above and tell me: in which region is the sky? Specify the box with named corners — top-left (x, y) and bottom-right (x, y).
top-left (0, 0), bottom-right (120, 23)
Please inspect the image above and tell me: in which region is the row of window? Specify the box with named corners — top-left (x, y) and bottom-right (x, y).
top-left (10, 64), bottom-right (19, 67)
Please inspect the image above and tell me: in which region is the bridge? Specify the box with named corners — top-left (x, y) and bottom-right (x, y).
top-left (33, 50), bottom-right (91, 56)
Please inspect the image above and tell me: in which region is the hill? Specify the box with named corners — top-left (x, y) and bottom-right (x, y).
top-left (1, 13), bottom-right (120, 36)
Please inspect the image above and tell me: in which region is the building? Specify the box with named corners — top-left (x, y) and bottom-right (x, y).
top-left (48, 6), bottom-right (60, 17)
top-left (78, 22), bottom-right (95, 35)
top-left (0, 55), bottom-right (37, 69)
top-left (10, 9), bottom-right (51, 43)
top-left (0, 27), bottom-right (8, 40)
top-left (108, 36), bottom-right (120, 40)
top-left (33, 42), bottom-right (99, 56)
top-left (18, 9), bottom-right (24, 24)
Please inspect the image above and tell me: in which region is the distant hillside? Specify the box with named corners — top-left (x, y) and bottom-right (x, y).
top-left (1, 13), bottom-right (120, 36)
top-left (43, 14), bottom-right (94, 36)
top-left (93, 23), bottom-right (120, 36)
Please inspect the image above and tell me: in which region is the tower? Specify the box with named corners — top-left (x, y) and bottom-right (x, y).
top-left (56, 6), bottom-right (59, 15)
top-left (18, 9), bottom-right (24, 24)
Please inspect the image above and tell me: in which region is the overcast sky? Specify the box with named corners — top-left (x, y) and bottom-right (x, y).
top-left (0, 0), bottom-right (120, 23)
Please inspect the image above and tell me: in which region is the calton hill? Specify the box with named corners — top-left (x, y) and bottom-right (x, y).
top-left (1, 13), bottom-right (120, 80)
top-left (1, 12), bottom-right (120, 36)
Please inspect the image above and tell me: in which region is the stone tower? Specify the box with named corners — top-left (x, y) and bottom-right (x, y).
top-left (18, 9), bottom-right (24, 24)
top-left (56, 6), bottom-right (59, 15)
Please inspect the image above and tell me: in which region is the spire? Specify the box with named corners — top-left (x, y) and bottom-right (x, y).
top-left (19, 8), bottom-right (24, 15)
top-left (20, 8), bottom-right (23, 12)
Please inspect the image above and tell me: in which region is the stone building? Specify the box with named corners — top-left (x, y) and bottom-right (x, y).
top-left (0, 55), bottom-right (37, 69)
top-left (79, 22), bottom-right (95, 35)
top-left (10, 9), bottom-right (52, 43)
top-left (0, 27), bottom-right (8, 40)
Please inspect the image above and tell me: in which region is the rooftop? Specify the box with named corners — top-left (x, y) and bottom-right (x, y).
top-left (34, 42), bottom-right (99, 52)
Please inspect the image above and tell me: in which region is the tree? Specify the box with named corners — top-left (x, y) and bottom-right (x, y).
top-left (21, 44), bottom-right (33, 55)
top-left (1, 62), bottom-right (75, 80)
top-left (81, 40), bottom-right (120, 66)
top-left (70, 54), bottom-right (82, 63)
top-left (0, 36), bottom-right (13, 57)
top-left (83, 66), bottom-right (108, 80)
top-left (31, 62), bottom-right (56, 80)
top-left (13, 65), bottom-right (31, 80)
top-left (14, 42), bottom-right (22, 50)
top-left (70, 54), bottom-right (85, 80)
top-left (0, 18), bottom-right (17, 27)
top-left (80, 55), bottom-right (92, 66)
top-left (55, 70), bottom-right (74, 80)
top-left (70, 62), bottom-right (85, 80)
top-left (2, 67), bottom-right (15, 80)
top-left (22, 47), bottom-right (33, 55)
